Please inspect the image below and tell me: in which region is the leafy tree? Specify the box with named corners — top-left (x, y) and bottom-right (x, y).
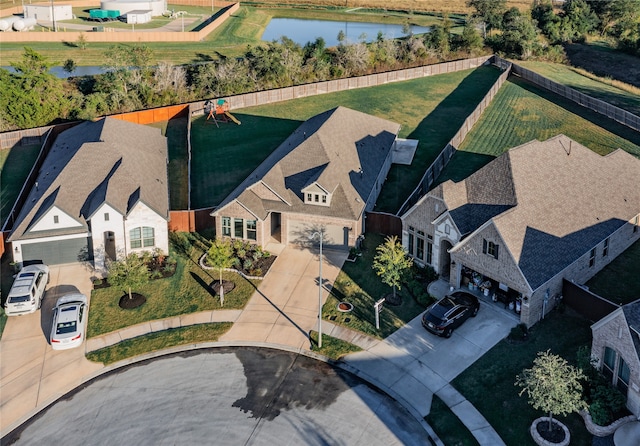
top-left (107, 253), bottom-right (150, 300)
top-left (76, 33), bottom-right (88, 50)
top-left (515, 350), bottom-right (587, 432)
top-left (467, 0), bottom-right (507, 32)
top-left (562, 0), bottom-right (599, 40)
top-left (63, 59), bottom-right (76, 75)
top-left (207, 239), bottom-right (235, 306)
top-left (492, 8), bottom-right (538, 58)
top-left (372, 236), bottom-right (413, 300)
top-left (454, 21), bottom-right (484, 54)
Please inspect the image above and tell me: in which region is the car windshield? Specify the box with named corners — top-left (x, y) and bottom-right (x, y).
top-left (430, 298), bottom-right (455, 318)
top-left (424, 312), bottom-right (445, 326)
top-left (8, 295), bottom-right (30, 303)
top-left (18, 272), bottom-right (35, 278)
top-left (56, 321), bottom-right (77, 334)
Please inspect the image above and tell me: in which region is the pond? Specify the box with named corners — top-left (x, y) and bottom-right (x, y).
top-left (262, 18), bottom-right (430, 47)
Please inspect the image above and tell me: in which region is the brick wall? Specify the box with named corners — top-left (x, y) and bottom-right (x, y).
top-left (592, 310), bottom-right (640, 417)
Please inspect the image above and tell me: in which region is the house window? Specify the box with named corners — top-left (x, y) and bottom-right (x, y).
top-left (322, 195), bottom-right (327, 204)
top-left (104, 213), bottom-right (110, 222)
top-left (408, 233), bottom-right (414, 256)
top-left (426, 235), bottom-right (433, 264)
top-left (445, 224), bottom-right (450, 235)
top-left (603, 347), bottom-right (615, 381)
top-left (617, 356), bottom-right (630, 394)
top-left (307, 193), bottom-right (312, 202)
top-left (482, 239), bottom-right (499, 259)
top-left (53, 215), bottom-right (59, 224)
top-left (589, 247), bottom-right (596, 267)
top-left (246, 220), bottom-right (257, 241)
top-left (314, 194), bottom-right (319, 203)
top-left (634, 215), bottom-right (639, 233)
top-left (234, 218), bottom-right (244, 238)
top-left (416, 237), bottom-right (424, 260)
top-left (222, 217), bottom-right (231, 236)
top-left (130, 227), bottom-right (154, 249)
top-left (603, 238), bottom-right (609, 257)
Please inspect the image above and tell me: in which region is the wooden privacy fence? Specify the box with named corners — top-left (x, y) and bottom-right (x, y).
top-left (0, 3), bottom-right (238, 43)
top-left (562, 279), bottom-right (618, 322)
top-left (397, 58), bottom-right (512, 215)
top-left (169, 208), bottom-right (214, 232)
top-left (365, 212), bottom-right (402, 238)
top-left (190, 56), bottom-right (493, 115)
top-left (501, 56), bottom-right (640, 132)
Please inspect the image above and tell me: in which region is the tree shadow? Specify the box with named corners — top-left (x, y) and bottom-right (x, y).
top-left (189, 271), bottom-right (216, 298)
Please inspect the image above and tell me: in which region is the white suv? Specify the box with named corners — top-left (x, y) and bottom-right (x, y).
top-left (4, 264), bottom-right (50, 316)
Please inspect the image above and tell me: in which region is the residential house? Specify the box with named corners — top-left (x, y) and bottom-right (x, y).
top-left (591, 301), bottom-right (640, 417)
top-left (401, 135), bottom-right (640, 326)
top-left (211, 106), bottom-right (407, 250)
top-left (8, 117), bottom-right (169, 271)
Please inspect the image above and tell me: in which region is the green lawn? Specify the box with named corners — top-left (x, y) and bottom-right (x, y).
top-left (86, 323), bottom-right (232, 365)
top-left (586, 239), bottom-right (640, 305)
top-left (309, 330), bottom-right (363, 360)
top-left (148, 117), bottom-right (189, 210)
top-left (0, 144), bottom-right (41, 226)
top-left (322, 233), bottom-right (427, 338)
top-left (436, 77), bottom-right (640, 185)
top-left (516, 60), bottom-right (640, 116)
top-left (425, 395), bottom-right (479, 446)
top-left (452, 310), bottom-right (593, 446)
top-left (88, 233), bottom-right (258, 337)
top-left (190, 65), bottom-right (502, 212)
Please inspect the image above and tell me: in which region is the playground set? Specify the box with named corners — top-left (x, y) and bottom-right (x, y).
top-left (205, 100), bottom-right (241, 127)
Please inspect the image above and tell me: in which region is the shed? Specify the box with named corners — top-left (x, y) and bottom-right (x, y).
top-left (126, 10), bottom-right (152, 24)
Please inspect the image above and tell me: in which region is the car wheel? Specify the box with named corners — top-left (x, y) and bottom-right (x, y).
top-left (444, 327), bottom-right (453, 338)
top-left (472, 306), bottom-right (479, 317)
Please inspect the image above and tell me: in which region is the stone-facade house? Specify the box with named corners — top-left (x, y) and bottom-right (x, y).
top-left (8, 117), bottom-right (170, 271)
top-left (591, 301), bottom-right (640, 417)
top-left (401, 135), bottom-right (640, 326)
top-left (212, 107), bottom-right (407, 250)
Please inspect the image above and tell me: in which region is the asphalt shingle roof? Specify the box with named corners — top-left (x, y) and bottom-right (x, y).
top-left (444, 135), bottom-right (640, 291)
top-left (9, 118), bottom-right (168, 241)
top-left (623, 301), bottom-right (640, 363)
top-left (214, 107), bottom-right (400, 220)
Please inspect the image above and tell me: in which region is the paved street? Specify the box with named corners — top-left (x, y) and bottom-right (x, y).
top-left (3, 348), bottom-right (432, 446)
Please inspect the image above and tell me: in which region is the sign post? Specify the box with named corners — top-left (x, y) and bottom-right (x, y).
top-left (374, 298), bottom-right (385, 330)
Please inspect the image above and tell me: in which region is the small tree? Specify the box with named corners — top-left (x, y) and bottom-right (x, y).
top-left (372, 235), bottom-right (413, 300)
top-left (107, 253), bottom-right (150, 300)
top-left (515, 350), bottom-right (587, 432)
top-left (207, 239), bottom-right (235, 306)
top-left (76, 33), bottom-right (88, 50)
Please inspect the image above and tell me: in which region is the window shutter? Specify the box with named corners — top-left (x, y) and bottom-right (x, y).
top-left (482, 239), bottom-right (487, 254)
top-left (495, 244), bottom-right (499, 259)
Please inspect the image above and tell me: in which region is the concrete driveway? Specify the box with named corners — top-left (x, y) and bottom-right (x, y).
top-left (0, 263), bottom-right (102, 432)
top-left (220, 245), bottom-right (347, 349)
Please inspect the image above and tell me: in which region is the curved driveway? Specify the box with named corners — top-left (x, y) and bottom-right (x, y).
top-left (4, 348), bottom-right (431, 446)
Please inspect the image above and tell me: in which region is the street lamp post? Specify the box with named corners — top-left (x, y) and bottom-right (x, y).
top-left (309, 231), bottom-right (323, 348)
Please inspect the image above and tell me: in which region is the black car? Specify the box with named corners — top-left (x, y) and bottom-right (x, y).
top-left (422, 291), bottom-right (480, 338)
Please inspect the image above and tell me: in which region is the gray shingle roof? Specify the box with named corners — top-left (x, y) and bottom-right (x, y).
top-left (214, 107), bottom-right (400, 220)
top-left (623, 301), bottom-right (640, 364)
top-left (446, 135), bottom-right (640, 291)
top-left (8, 118), bottom-right (168, 241)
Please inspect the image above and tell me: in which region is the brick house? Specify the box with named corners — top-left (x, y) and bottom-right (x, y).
top-left (591, 301), bottom-right (640, 417)
top-left (400, 135), bottom-right (640, 326)
top-left (211, 107), bottom-right (405, 250)
top-left (7, 117), bottom-right (170, 271)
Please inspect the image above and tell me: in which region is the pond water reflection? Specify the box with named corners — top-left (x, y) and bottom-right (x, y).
top-left (262, 18), bottom-right (430, 47)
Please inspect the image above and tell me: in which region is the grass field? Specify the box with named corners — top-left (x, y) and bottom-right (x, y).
top-left (436, 76), bottom-right (640, 185)
top-left (190, 65), bottom-right (501, 211)
top-left (425, 395), bottom-right (479, 446)
top-left (516, 60), bottom-right (640, 116)
top-left (452, 310), bottom-right (593, 446)
top-left (86, 323), bottom-right (232, 365)
top-left (149, 118), bottom-right (189, 210)
top-left (87, 233), bottom-right (259, 337)
top-left (586, 239), bottom-right (640, 306)
top-left (0, 144), bottom-right (41, 226)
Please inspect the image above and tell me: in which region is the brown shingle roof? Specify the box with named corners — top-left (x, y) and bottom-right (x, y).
top-left (214, 107), bottom-right (400, 220)
top-left (9, 118), bottom-right (168, 241)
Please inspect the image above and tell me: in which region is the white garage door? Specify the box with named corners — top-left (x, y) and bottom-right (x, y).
top-left (287, 221), bottom-right (349, 250)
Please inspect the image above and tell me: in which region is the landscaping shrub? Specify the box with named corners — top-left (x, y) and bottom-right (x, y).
top-left (508, 323), bottom-right (529, 342)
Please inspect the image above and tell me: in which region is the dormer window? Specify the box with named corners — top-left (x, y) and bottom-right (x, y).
top-left (315, 194), bottom-right (319, 203)
top-left (307, 193), bottom-right (312, 202)
top-left (322, 195), bottom-right (327, 204)
top-left (53, 215), bottom-right (59, 224)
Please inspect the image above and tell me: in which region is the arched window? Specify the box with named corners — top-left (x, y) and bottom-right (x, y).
top-left (130, 227), bottom-right (155, 249)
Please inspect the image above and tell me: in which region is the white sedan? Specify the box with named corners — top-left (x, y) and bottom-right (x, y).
top-left (50, 294), bottom-right (88, 350)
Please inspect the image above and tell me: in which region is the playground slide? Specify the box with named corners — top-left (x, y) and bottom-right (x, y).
top-left (224, 111), bottom-right (241, 125)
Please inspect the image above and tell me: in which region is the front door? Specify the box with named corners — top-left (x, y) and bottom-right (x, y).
top-left (440, 240), bottom-right (453, 278)
top-left (271, 212), bottom-right (281, 242)
top-left (104, 231), bottom-right (116, 261)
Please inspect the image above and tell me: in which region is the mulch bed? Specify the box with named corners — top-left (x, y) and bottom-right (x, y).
top-left (119, 293), bottom-right (147, 309)
top-left (384, 292), bottom-right (402, 306)
top-left (537, 420), bottom-right (566, 444)
top-left (233, 255), bottom-right (277, 277)
top-left (210, 280), bottom-right (236, 296)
